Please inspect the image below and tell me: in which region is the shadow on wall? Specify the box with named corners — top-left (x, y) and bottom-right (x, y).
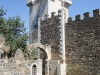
top-left (30, 0), bottom-right (47, 32)
top-left (54, 67), bottom-right (57, 75)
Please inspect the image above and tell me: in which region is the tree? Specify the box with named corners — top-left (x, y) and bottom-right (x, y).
top-left (0, 8), bottom-right (28, 58)
top-left (0, 8), bottom-right (6, 34)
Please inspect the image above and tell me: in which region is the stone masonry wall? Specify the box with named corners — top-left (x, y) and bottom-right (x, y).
top-left (0, 59), bottom-right (42, 75)
top-left (40, 13), bottom-right (61, 60)
top-left (65, 9), bottom-right (100, 75)
top-left (0, 59), bottom-right (31, 75)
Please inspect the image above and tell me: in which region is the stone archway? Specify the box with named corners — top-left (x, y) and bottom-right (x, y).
top-left (27, 43), bottom-right (51, 60)
top-left (28, 43), bottom-right (51, 75)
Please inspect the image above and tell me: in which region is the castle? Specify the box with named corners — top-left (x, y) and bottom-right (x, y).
top-left (0, 0), bottom-right (100, 75)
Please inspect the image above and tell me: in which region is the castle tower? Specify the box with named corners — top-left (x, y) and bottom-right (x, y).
top-left (27, 0), bottom-right (72, 44)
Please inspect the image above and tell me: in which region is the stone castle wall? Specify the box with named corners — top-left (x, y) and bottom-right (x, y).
top-left (40, 13), bottom-right (61, 60)
top-left (0, 59), bottom-right (42, 75)
top-left (0, 59), bottom-right (32, 75)
top-left (65, 9), bottom-right (100, 74)
top-left (38, 9), bottom-right (100, 74)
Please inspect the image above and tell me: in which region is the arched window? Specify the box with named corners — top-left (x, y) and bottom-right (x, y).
top-left (32, 65), bottom-right (37, 75)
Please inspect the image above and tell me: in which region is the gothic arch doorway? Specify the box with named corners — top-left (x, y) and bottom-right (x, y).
top-left (32, 64), bottom-right (37, 75)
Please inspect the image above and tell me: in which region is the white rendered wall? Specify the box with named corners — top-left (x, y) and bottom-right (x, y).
top-left (60, 63), bottom-right (66, 75)
top-left (29, 0), bottom-right (48, 43)
top-left (29, 0), bottom-right (48, 26)
top-left (48, 0), bottom-right (62, 17)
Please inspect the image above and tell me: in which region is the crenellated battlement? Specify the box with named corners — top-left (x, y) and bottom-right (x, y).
top-left (39, 10), bottom-right (63, 22)
top-left (68, 9), bottom-right (100, 22)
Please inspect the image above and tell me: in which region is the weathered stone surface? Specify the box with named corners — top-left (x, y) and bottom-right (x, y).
top-left (15, 49), bottom-right (24, 60)
top-left (66, 9), bottom-right (100, 75)
top-left (40, 15), bottom-right (61, 60)
top-left (0, 59), bottom-right (42, 75)
top-left (0, 34), bottom-right (10, 58)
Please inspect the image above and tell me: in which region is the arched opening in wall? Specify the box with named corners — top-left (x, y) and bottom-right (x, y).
top-left (34, 47), bottom-right (48, 75)
top-left (32, 65), bottom-right (37, 75)
top-left (38, 48), bottom-right (48, 60)
top-left (33, 47), bottom-right (48, 60)
top-left (29, 43), bottom-right (51, 75)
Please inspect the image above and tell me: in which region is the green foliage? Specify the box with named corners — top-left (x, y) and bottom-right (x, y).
top-left (0, 8), bottom-right (6, 34)
top-left (0, 8), bottom-right (28, 58)
top-left (0, 7), bottom-right (6, 17)
top-left (4, 17), bottom-right (28, 50)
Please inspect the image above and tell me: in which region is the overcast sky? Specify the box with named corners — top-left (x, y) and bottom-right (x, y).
top-left (0, 0), bottom-right (100, 32)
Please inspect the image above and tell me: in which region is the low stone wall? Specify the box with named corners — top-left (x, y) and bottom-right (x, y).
top-left (0, 59), bottom-right (42, 75)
